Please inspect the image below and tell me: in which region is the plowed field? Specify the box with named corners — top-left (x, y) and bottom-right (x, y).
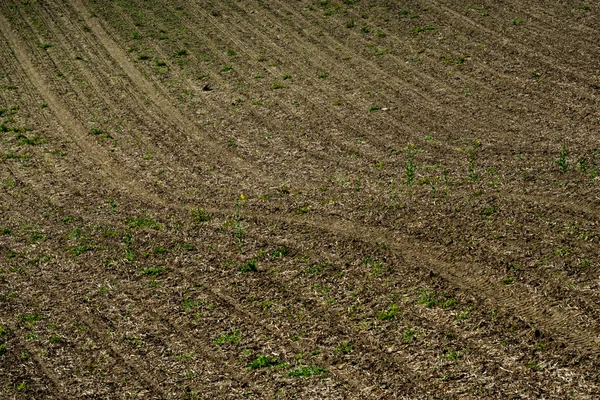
top-left (1, 0), bottom-right (599, 398)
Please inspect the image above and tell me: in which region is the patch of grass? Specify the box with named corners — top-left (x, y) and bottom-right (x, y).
top-left (417, 289), bottom-right (457, 309)
top-left (527, 360), bottom-right (541, 371)
top-left (318, 72), bottom-right (329, 79)
top-left (334, 341), bottom-right (353, 354)
top-left (21, 314), bottom-right (44, 325)
top-left (503, 276), bottom-right (515, 285)
top-left (239, 260), bottom-right (258, 273)
top-left (248, 354), bottom-right (279, 370)
top-left (377, 305), bottom-right (399, 321)
top-left (190, 208), bottom-right (211, 223)
top-left (221, 65), bottom-right (233, 72)
top-left (174, 48), bottom-right (188, 57)
top-left (272, 82), bottom-right (284, 89)
top-left (71, 245), bottom-right (91, 256)
top-left (89, 127), bottom-right (105, 136)
top-left (38, 42), bottom-right (53, 50)
top-left (441, 349), bottom-right (464, 360)
top-left (556, 144), bottom-right (568, 173)
top-left (402, 328), bottom-right (418, 342)
top-left (18, 135), bottom-right (45, 146)
top-left (141, 266), bottom-right (167, 276)
top-left (405, 144), bottom-right (420, 185)
top-left (412, 25), bottom-right (435, 33)
top-left (270, 248), bottom-right (289, 258)
top-left (127, 216), bottom-right (163, 229)
top-left (306, 264), bottom-right (326, 274)
top-left (287, 365), bottom-right (327, 377)
top-left (296, 205), bottom-right (310, 215)
top-left (214, 330), bottom-right (241, 345)
top-left (512, 18), bottom-right (523, 25)
top-left (481, 206), bottom-right (497, 216)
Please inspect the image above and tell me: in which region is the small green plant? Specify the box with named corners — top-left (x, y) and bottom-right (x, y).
top-left (468, 141), bottom-right (481, 181)
top-left (512, 18), bottom-right (523, 25)
top-left (239, 260), bottom-right (257, 273)
top-left (334, 341), bottom-right (353, 354)
top-left (503, 276), bottom-right (515, 285)
top-left (441, 349), bottom-right (463, 360)
top-left (214, 330), bottom-right (241, 345)
top-left (71, 245), bottom-right (91, 256)
top-left (306, 264), bottom-right (326, 274)
top-left (191, 208), bottom-right (211, 223)
top-left (412, 25), bottom-right (435, 33)
top-left (272, 82), bottom-right (284, 89)
top-left (527, 360), bottom-right (541, 371)
top-left (377, 305), bottom-right (399, 321)
top-left (579, 259), bottom-right (592, 268)
top-left (49, 334), bottom-right (62, 344)
top-left (227, 48), bottom-right (237, 56)
top-left (296, 205), bottom-right (310, 215)
top-left (417, 289), bottom-right (457, 308)
top-left (287, 365), bottom-right (327, 377)
top-left (233, 194), bottom-right (245, 243)
top-left (175, 48), bottom-right (188, 57)
top-left (221, 65), bottom-right (232, 72)
top-left (248, 354), bottom-right (279, 370)
top-left (89, 127), bottom-right (104, 136)
top-left (404, 144), bottom-right (420, 185)
top-left (402, 328), bottom-right (418, 343)
top-left (282, 74), bottom-right (292, 80)
top-left (270, 248), bottom-right (289, 258)
top-left (318, 72), bottom-right (329, 79)
top-left (141, 266), bottom-right (167, 276)
top-left (138, 54), bottom-right (150, 61)
top-left (346, 18), bottom-right (356, 28)
top-left (481, 206), bottom-right (497, 216)
top-left (556, 144), bottom-right (568, 173)
top-left (38, 42), bottom-right (53, 49)
top-left (127, 216), bottom-right (162, 229)
top-left (368, 105), bottom-right (381, 112)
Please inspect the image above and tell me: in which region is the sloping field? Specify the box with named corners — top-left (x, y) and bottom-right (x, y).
top-left (0, 0), bottom-right (599, 398)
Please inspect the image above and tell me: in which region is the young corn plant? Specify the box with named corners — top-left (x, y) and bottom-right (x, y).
top-left (556, 144), bottom-right (568, 173)
top-left (468, 141), bottom-right (481, 181)
top-left (234, 194), bottom-right (245, 243)
top-left (405, 144), bottom-right (420, 186)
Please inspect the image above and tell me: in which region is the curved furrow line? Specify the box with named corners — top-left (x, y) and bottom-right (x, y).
top-left (0, 9), bottom-right (166, 209)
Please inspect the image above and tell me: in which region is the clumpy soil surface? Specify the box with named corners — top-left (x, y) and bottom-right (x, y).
top-left (0, 0), bottom-right (599, 398)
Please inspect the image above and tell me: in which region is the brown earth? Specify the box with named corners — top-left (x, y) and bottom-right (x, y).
top-left (0, 0), bottom-right (599, 398)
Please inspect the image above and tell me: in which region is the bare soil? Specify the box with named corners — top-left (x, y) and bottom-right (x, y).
top-left (0, 0), bottom-right (599, 398)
